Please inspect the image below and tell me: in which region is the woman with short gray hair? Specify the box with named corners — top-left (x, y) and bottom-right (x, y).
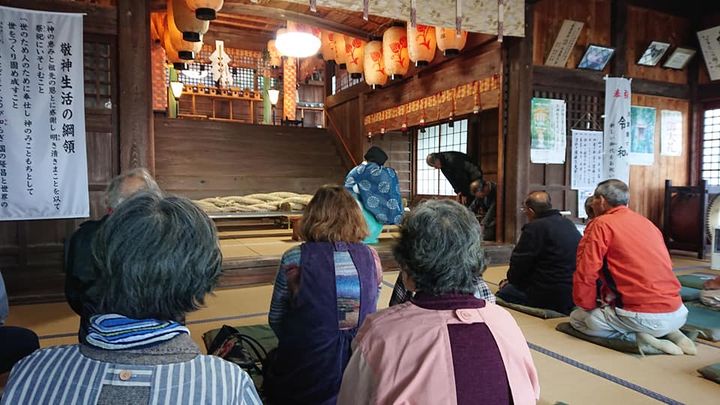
top-left (339, 200), bottom-right (539, 404)
top-left (2, 193), bottom-right (261, 404)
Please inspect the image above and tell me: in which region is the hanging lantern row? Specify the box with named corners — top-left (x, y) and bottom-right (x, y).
top-left (162, 0), bottom-right (224, 70)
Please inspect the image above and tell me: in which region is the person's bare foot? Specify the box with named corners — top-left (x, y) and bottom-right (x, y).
top-left (704, 275), bottom-right (720, 290)
top-left (665, 330), bottom-right (697, 355)
top-left (637, 332), bottom-right (683, 355)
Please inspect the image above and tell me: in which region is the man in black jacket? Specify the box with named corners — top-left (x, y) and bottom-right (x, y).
top-left (426, 152), bottom-right (483, 205)
top-left (64, 168), bottom-right (162, 342)
top-left (497, 191), bottom-right (581, 314)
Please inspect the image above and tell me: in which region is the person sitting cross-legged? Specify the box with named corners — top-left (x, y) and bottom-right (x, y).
top-left (338, 200), bottom-right (539, 404)
top-left (570, 179), bottom-right (696, 355)
top-left (496, 191), bottom-right (581, 315)
top-left (1, 193), bottom-right (261, 404)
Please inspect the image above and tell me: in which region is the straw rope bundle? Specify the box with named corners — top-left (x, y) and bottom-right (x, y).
top-left (194, 192), bottom-right (313, 213)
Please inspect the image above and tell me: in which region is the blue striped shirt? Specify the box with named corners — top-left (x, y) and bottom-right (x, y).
top-left (1, 345), bottom-right (262, 404)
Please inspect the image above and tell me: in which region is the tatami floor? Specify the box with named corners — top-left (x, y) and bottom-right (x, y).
top-left (5, 253), bottom-right (720, 404)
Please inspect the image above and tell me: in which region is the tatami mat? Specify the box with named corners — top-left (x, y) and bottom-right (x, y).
top-left (5, 257), bottom-right (720, 403)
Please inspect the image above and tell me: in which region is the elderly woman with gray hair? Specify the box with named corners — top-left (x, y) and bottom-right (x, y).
top-left (338, 200), bottom-right (539, 404)
top-left (3, 194), bottom-right (261, 404)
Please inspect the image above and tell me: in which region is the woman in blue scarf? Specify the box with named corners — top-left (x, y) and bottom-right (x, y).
top-left (344, 146), bottom-right (404, 244)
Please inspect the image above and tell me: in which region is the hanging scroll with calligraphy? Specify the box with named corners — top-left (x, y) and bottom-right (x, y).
top-left (570, 129), bottom-right (603, 190)
top-left (660, 109), bottom-right (682, 157)
top-left (629, 106), bottom-right (656, 166)
top-left (0, 6), bottom-right (88, 220)
top-left (602, 77), bottom-right (631, 183)
top-left (530, 97), bottom-right (566, 164)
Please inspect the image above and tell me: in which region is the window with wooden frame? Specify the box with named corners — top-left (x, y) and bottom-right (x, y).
top-left (702, 108), bottom-right (720, 186)
top-left (415, 119), bottom-right (469, 196)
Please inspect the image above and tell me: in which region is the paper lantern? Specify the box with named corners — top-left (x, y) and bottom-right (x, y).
top-left (267, 40), bottom-right (282, 69)
top-left (383, 25), bottom-right (409, 80)
top-left (344, 36), bottom-right (366, 79)
top-left (169, 0), bottom-right (209, 42)
top-left (167, 13), bottom-right (203, 60)
top-left (163, 28), bottom-right (188, 70)
top-left (184, 0), bottom-right (223, 20)
top-left (320, 30), bottom-right (337, 61)
top-left (436, 27), bottom-right (467, 57)
top-left (363, 40), bottom-right (387, 89)
top-left (408, 24), bottom-right (436, 67)
top-left (334, 34), bottom-right (347, 69)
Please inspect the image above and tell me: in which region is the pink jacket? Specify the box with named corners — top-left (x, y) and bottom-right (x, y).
top-left (338, 296), bottom-right (540, 404)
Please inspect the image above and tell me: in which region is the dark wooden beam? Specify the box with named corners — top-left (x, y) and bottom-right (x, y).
top-left (503, 1), bottom-right (534, 243)
top-left (117, 0), bottom-right (155, 173)
top-left (611, 0), bottom-right (628, 76)
top-left (221, 2), bottom-right (370, 39)
top-left (533, 66), bottom-right (690, 99)
top-left (0, 0), bottom-right (117, 35)
top-left (627, 0), bottom-right (695, 17)
top-left (697, 83), bottom-right (720, 102)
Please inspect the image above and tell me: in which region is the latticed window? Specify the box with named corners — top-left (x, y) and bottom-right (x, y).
top-left (83, 40), bottom-right (112, 110)
top-left (415, 119), bottom-right (468, 195)
top-left (703, 108), bottom-right (720, 186)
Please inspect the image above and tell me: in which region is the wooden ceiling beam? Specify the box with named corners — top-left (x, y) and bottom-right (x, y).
top-left (221, 2), bottom-right (371, 38)
top-left (213, 19), bottom-right (277, 32)
top-left (216, 13), bottom-right (281, 26)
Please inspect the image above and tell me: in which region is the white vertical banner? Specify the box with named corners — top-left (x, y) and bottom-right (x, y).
top-left (0, 6), bottom-right (88, 220)
top-left (571, 129), bottom-right (603, 190)
top-left (602, 77), bottom-right (631, 183)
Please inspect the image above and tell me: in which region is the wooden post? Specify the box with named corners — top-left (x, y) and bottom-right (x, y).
top-left (118, 0), bottom-right (154, 173)
top-left (502, 1), bottom-right (534, 243)
top-left (611, 0), bottom-right (628, 76)
top-left (167, 68), bottom-right (178, 119)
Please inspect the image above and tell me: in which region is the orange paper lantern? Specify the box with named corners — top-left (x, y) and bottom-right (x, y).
top-left (334, 34), bottom-right (347, 69)
top-left (184, 0), bottom-right (223, 20)
top-left (267, 39), bottom-right (282, 69)
top-left (167, 13), bottom-right (203, 60)
top-left (320, 30), bottom-right (337, 61)
top-left (363, 40), bottom-right (387, 89)
top-left (344, 36), bottom-right (366, 79)
top-left (436, 27), bottom-right (468, 57)
top-left (383, 25), bottom-right (409, 80)
top-left (169, 0), bottom-right (209, 42)
top-left (163, 27), bottom-right (189, 70)
top-left (408, 24), bottom-right (436, 67)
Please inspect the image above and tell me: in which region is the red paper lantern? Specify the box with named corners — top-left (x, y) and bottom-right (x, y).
top-left (184, 0), bottom-right (223, 20)
top-left (344, 36), bottom-right (366, 79)
top-left (436, 27), bottom-right (468, 57)
top-left (383, 25), bottom-right (409, 80)
top-left (169, 0), bottom-right (209, 42)
top-left (408, 24), bottom-right (436, 67)
top-left (320, 30), bottom-right (337, 61)
top-left (334, 34), bottom-right (347, 69)
top-left (364, 40), bottom-right (387, 89)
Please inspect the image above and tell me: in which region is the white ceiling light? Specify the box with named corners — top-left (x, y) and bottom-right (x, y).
top-left (275, 27), bottom-right (321, 58)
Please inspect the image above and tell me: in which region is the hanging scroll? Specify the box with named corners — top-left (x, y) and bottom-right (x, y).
top-left (0, 6), bottom-right (88, 220)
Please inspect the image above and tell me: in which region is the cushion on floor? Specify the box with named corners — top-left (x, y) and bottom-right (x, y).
top-left (495, 298), bottom-right (567, 319)
top-left (681, 286), bottom-right (701, 302)
top-left (555, 322), bottom-right (664, 355)
top-left (677, 273), bottom-right (717, 290)
top-left (698, 362), bottom-right (720, 385)
top-left (681, 302), bottom-right (720, 341)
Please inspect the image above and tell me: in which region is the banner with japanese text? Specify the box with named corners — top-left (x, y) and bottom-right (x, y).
top-left (602, 77), bottom-right (631, 183)
top-left (0, 6), bottom-right (88, 220)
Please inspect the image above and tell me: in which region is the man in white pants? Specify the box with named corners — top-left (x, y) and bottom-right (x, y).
top-left (571, 179), bottom-right (695, 355)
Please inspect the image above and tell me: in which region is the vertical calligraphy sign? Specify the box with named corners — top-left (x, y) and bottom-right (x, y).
top-left (602, 77), bottom-right (631, 184)
top-left (0, 6), bottom-right (87, 220)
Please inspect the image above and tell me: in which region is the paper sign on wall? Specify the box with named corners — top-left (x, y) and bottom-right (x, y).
top-left (661, 110), bottom-right (683, 156)
top-left (530, 98), bottom-right (567, 164)
top-left (545, 20), bottom-right (584, 68)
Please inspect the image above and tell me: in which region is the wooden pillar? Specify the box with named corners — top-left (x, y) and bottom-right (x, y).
top-left (502, 1), bottom-right (534, 243)
top-left (283, 57), bottom-right (297, 121)
top-left (117, 0), bottom-right (154, 173)
top-left (610, 0), bottom-right (628, 76)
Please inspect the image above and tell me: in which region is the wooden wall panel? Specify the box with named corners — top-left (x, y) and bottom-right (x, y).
top-left (533, 0), bottom-right (611, 69)
top-left (154, 117), bottom-right (347, 199)
top-left (629, 95), bottom-right (690, 226)
top-left (326, 97), bottom-right (365, 165)
top-left (625, 6), bottom-right (691, 85)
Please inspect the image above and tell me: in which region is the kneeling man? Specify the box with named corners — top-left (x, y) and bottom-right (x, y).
top-left (571, 179), bottom-right (695, 355)
top-left (497, 191), bottom-right (580, 314)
